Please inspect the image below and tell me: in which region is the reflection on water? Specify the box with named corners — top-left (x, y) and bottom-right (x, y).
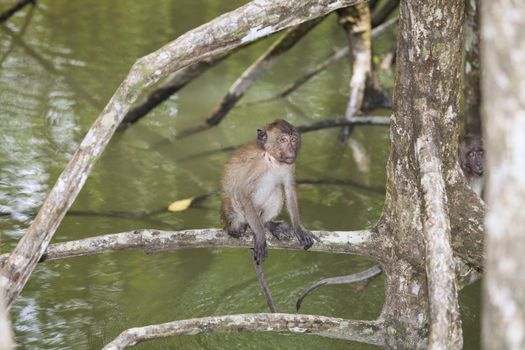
top-left (0, 1), bottom-right (479, 349)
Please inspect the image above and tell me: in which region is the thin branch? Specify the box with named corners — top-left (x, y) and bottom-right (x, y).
top-left (371, 0), bottom-right (398, 27)
top-left (0, 0), bottom-right (366, 308)
top-left (0, 229), bottom-right (379, 267)
top-left (0, 0), bottom-right (35, 23)
top-left (102, 313), bottom-right (385, 349)
top-left (296, 265), bottom-right (382, 311)
top-left (176, 116), bottom-right (390, 163)
top-left (178, 17), bottom-right (325, 138)
top-left (0, 1), bottom-right (34, 67)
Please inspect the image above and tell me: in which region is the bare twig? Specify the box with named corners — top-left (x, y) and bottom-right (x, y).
top-left (102, 313), bottom-right (385, 349)
top-left (0, 0), bottom-right (35, 23)
top-left (0, 229), bottom-right (379, 267)
top-left (296, 265), bottom-right (382, 311)
top-left (0, 2), bottom-right (34, 67)
top-left (0, 0), bottom-right (366, 308)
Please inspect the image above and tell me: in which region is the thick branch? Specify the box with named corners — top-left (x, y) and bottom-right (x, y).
top-left (0, 229), bottom-right (379, 266)
top-left (0, 0), bottom-right (365, 308)
top-left (102, 313), bottom-right (385, 349)
top-left (416, 134), bottom-right (462, 349)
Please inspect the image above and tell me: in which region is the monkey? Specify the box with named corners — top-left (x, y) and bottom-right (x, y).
top-left (459, 134), bottom-right (484, 197)
top-left (221, 119), bottom-right (316, 264)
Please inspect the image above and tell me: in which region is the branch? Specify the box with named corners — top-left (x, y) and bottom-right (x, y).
top-left (296, 265), bottom-right (381, 310)
top-left (0, 0), bottom-right (365, 308)
top-left (102, 313), bottom-right (385, 349)
top-left (118, 54), bottom-right (229, 129)
top-left (338, 3), bottom-right (372, 141)
top-left (177, 117), bottom-right (390, 163)
top-left (179, 17), bottom-right (325, 138)
top-left (371, 0), bottom-right (398, 27)
top-left (0, 229), bottom-right (379, 267)
top-left (242, 16), bottom-right (398, 107)
top-left (0, 0), bottom-right (35, 23)
top-left (416, 134), bottom-right (462, 349)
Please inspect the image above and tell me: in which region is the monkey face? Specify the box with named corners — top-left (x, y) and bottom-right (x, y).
top-left (257, 119), bottom-right (301, 164)
top-left (467, 149), bottom-right (484, 176)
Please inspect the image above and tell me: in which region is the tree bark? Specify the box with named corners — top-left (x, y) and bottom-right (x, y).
top-left (374, 0), bottom-right (481, 348)
top-left (482, 0), bottom-right (525, 348)
top-left (0, 0), bottom-right (365, 308)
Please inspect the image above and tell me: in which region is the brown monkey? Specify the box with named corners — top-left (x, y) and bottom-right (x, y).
top-left (459, 134), bottom-right (484, 197)
top-left (221, 119), bottom-right (316, 264)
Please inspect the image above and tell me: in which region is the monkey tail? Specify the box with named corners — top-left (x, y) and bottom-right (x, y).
top-left (251, 250), bottom-right (278, 313)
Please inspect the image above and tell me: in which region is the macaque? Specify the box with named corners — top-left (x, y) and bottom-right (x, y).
top-left (459, 134), bottom-right (484, 197)
top-left (221, 119), bottom-right (316, 263)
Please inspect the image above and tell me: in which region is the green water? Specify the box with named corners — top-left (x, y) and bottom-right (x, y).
top-left (0, 1), bottom-right (479, 349)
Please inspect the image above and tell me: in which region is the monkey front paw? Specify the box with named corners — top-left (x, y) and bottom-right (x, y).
top-left (295, 229), bottom-right (318, 250)
top-left (253, 238), bottom-right (268, 264)
top-left (265, 221), bottom-right (294, 240)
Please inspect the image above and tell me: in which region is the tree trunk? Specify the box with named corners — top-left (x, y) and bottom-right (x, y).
top-left (482, 0), bottom-right (525, 348)
top-left (375, 0), bottom-right (483, 348)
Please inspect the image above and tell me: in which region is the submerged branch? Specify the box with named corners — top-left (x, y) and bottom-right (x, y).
top-left (0, 0), bottom-right (35, 23)
top-left (102, 313), bottom-right (385, 349)
top-left (296, 265), bottom-right (382, 311)
top-left (0, 229), bottom-right (379, 267)
top-left (118, 54), bottom-right (229, 129)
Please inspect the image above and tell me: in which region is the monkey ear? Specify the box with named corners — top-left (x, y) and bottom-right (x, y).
top-left (257, 129), bottom-right (267, 147)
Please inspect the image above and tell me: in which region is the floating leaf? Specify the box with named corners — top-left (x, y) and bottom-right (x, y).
top-left (168, 198), bottom-right (194, 212)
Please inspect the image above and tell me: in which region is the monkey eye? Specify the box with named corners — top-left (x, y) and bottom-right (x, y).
top-left (279, 136), bottom-right (288, 143)
top-left (290, 135), bottom-right (298, 142)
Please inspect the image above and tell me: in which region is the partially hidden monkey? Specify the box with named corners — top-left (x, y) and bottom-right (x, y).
top-left (221, 119), bottom-right (316, 264)
top-left (459, 134), bottom-right (484, 197)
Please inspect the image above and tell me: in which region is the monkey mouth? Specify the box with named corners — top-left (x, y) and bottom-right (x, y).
top-left (282, 157), bottom-right (295, 163)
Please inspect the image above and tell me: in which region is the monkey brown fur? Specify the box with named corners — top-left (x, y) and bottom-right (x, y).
top-left (459, 134), bottom-right (484, 197)
top-left (221, 119), bottom-right (316, 263)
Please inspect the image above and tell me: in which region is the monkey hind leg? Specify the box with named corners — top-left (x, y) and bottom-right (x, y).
top-left (265, 221), bottom-right (294, 240)
top-left (221, 197), bottom-right (248, 238)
